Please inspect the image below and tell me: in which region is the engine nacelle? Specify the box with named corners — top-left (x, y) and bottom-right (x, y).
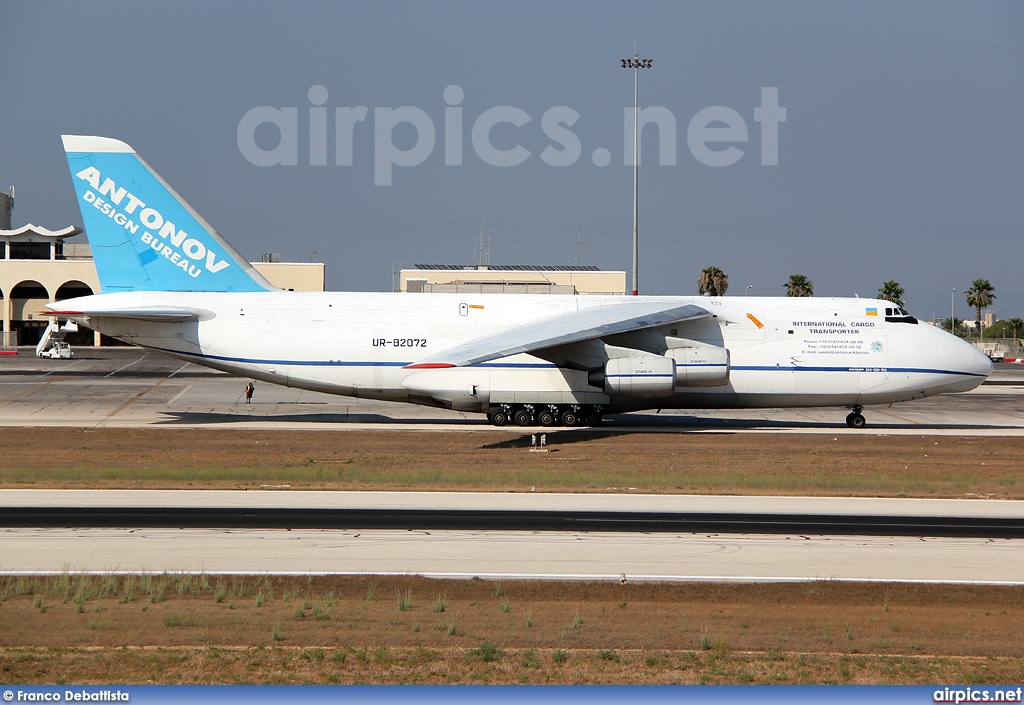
top-left (667, 346), bottom-right (730, 387)
top-left (592, 355), bottom-right (676, 398)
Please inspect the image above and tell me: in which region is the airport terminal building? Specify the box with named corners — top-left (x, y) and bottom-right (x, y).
top-left (398, 264), bottom-right (626, 296)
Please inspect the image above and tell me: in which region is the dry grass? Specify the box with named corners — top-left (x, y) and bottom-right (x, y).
top-left (1, 575), bottom-right (1022, 684)
top-left (0, 429), bottom-right (1020, 498)
top-left (4, 646), bottom-right (1022, 685)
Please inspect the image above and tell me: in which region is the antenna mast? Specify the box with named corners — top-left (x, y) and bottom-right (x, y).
top-left (576, 225), bottom-right (588, 266)
top-left (477, 220), bottom-right (492, 267)
top-left (478, 220), bottom-right (485, 266)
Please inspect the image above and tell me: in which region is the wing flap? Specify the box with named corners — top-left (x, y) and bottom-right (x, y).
top-left (407, 301), bottom-right (709, 368)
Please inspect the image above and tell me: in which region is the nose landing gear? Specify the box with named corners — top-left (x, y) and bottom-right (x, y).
top-left (845, 406), bottom-right (866, 429)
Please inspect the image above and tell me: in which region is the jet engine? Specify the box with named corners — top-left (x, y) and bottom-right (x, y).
top-left (589, 356), bottom-right (676, 398)
top-left (666, 346), bottom-right (730, 387)
top-left (588, 346), bottom-right (730, 398)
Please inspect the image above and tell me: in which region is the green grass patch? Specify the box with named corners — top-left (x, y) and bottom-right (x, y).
top-left (469, 643), bottom-right (502, 663)
top-left (163, 613), bottom-right (206, 628)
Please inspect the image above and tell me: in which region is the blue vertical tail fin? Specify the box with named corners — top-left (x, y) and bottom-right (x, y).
top-left (62, 135), bottom-right (273, 293)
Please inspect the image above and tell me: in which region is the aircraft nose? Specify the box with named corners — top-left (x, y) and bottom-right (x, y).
top-left (952, 336), bottom-right (993, 375)
top-left (971, 345), bottom-right (994, 378)
top-left (945, 339), bottom-right (993, 392)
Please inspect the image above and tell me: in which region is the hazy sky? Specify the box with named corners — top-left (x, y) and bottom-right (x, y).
top-left (2, 1), bottom-right (1022, 321)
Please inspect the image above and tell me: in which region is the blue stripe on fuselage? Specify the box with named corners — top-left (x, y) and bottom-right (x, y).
top-left (143, 345), bottom-right (985, 377)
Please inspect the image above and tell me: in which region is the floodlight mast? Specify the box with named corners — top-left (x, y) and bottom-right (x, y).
top-left (621, 53), bottom-right (653, 295)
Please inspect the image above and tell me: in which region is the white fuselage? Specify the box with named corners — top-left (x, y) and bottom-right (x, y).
top-left (60, 291), bottom-right (992, 414)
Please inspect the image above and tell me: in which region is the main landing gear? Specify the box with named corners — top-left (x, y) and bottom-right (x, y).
top-left (487, 404), bottom-right (604, 427)
top-left (845, 406), bottom-right (866, 429)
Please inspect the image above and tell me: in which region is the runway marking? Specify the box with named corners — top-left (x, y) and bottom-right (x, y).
top-left (168, 363), bottom-right (190, 378)
top-left (166, 384), bottom-right (193, 406)
top-left (873, 408), bottom-right (921, 424)
top-left (105, 377), bottom-right (170, 418)
top-left (105, 352), bottom-right (150, 378)
top-left (0, 378), bottom-right (65, 407)
top-left (43, 359), bottom-right (85, 375)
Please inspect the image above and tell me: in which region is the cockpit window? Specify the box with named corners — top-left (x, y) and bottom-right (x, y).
top-left (885, 306), bottom-right (918, 324)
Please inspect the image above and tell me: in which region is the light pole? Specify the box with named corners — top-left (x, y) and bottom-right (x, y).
top-left (621, 53), bottom-right (653, 296)
top-left (745, 285), bottom-right (753, 296)
top-left (951, 288), bottom-right (956, 335)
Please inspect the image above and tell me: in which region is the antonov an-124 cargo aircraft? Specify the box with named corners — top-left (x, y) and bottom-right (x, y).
top-left (49, 136), bottom-right (992, 428)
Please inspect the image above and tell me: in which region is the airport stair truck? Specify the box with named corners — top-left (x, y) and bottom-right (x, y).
top-left (35, 320), bottom-right (77, 359)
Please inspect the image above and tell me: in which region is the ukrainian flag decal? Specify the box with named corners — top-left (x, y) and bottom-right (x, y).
top-left (866, 308), bottom-right (878, 316)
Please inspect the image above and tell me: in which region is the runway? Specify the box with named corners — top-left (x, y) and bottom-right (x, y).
top-left (2, 490), bottom-right (1023, 537)
top-left (2, 348), bottom-right (1023, 434)
top-left (3, 528), bottom-right (1021, 584)
top-left (1, 491), bottom-right (1021, 583)
top-left (2, 350), bottom-right (1021, 584)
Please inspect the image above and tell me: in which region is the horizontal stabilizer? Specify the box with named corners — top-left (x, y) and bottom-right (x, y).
top-left (44, 305), bottom-right (206, 323)
top-left (407, 301), bottom-right (709, 368)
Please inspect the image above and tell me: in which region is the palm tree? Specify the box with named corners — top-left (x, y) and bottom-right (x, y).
top-left (965, 279), bottom-right (996, 341)
top-left (944, 317), bottom-right (964, 335)
top-left (697, 266), bottom-right (729, 296)
top-left (878, 280), bottom-right (905, 308)
top-left (784, 274), bottom-right (813, 297)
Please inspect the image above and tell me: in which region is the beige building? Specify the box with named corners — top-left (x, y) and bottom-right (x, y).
top-left (961, 311), bottom-right (998, 333)
top-left (398, 264), bottom-right (626, 296)
top-left (251, 261), bottom-right (325, 292)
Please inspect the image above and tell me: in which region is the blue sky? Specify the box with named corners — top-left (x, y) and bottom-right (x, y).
top-left (2, 1), bottom-right (1022, 321)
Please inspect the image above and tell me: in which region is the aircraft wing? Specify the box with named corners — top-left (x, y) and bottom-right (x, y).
top-left (43, 305), bottom-right (206, 323)
top-left (406, 301), bottom-right (709, 368)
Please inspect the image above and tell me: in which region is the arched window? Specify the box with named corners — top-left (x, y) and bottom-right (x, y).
top-left (9, 280), bottom-right (50, 346)
top-left (55, 280), bottom-right (94, 300)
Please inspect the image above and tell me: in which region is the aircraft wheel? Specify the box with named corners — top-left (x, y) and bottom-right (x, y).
top-left (489, 409), bottom-right (509, 427)
top-left (536, 408), bottom-right (557, 426)
top-left (583, 409), bottom-right (603, 426)
top-left (513, 407), bottom-right (533, 426)
top-left (558, 408), bottom-right (579, 427)
top-left (846, 412), bottom-right (866, 429)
